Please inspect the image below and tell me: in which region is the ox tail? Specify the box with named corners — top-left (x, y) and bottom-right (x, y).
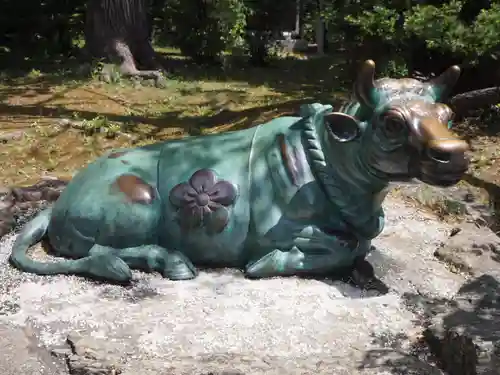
top-left (9, 208), bottom-right (87, 275)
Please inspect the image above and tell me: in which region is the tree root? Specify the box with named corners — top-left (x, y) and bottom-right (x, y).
top-left (119, 63), bottom-right (167, 88)
top-left (0, 178), bottom-right (68, 238)
top-left (95, 40), bottom-right (168, 88)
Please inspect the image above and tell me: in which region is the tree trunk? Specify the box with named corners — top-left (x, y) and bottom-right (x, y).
top-left (85, 0), bottom-right (165, 83)
top-left (295, 0), bottom-right (303, 37)
top-left (315, 0), bottom-right (325, 55)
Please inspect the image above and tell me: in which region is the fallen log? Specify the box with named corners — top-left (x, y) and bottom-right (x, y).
top-left (450, 86), bottom-right (500, 117)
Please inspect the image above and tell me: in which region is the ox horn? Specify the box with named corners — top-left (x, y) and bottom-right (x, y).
top-left (428, 65), bottom-right (461, 102)
top-left (354, 59), bottom-right (378, 108)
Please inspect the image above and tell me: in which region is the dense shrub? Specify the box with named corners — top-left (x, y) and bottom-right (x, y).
top-left (321, 0), bottom-right (500, 80)
top-left (162, 0), bottom-right (247, 64)
top-left (0, 0), bottom-right (497, 88)
top-left (404, 1), bottom-right (500, 63)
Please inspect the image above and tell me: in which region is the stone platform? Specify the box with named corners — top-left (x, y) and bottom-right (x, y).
top-left (0, 194), bottom-right (498, 375)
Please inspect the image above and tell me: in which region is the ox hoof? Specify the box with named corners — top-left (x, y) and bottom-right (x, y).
top-left (87, 255), bottom-right (133, 283)
top-left (245, 248), bottom-right (304, 278)
top-left (162, 252), bottom-right (198, 280)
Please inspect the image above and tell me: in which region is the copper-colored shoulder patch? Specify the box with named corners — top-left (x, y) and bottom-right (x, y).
top-left (277, 133), bottom-right (299, 186)
top-left (108, 151), bottom-right (127, 159)
top-left (114, 174), bottom-right (155, 204)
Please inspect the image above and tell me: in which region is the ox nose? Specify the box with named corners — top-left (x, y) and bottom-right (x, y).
top-left (426, 139), bottom-right (469, 164)
top-left (418, 117), bottom-right (469, 158)
top-left (424, 142), bottom-right (470, 178)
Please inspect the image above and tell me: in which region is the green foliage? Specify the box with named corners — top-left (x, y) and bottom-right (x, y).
top-left (244, 0), bottom-right (295, 30)
top-left (0, 0), bottom-right (85, 63)
top-left (241, 0), bottom-right (296, 64)
top-left (404, 1), bottom-right (467, 53)
top-left (162, 0), bottom-right (248, 63)
top-left (0, 0), bottom-right (497, 92)
top-left (345, 6), bottom-right (401, 44)
top-left (384, 57), bottom-right (409, 78)
top-left (341, 0), bottom-right (500, 64)
top-left (404, 1), bottom-right (500, 62)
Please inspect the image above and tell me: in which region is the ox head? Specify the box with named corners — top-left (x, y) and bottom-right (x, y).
top-left (325, 60), bottom-right (469, 187)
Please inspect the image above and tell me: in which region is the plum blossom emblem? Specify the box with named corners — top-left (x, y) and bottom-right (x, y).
top-left (169, 169), bottom-right (238, 234)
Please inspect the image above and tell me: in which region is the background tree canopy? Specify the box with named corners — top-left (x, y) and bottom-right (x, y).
top-left (0, 0), bottom-right (498, 93)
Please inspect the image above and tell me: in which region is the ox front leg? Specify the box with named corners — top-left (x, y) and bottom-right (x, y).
top-left (244, 226), bottom-right (360, 279)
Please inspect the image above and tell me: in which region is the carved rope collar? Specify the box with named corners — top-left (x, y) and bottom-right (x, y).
top-left (301, 114), bottom-right (387, 239)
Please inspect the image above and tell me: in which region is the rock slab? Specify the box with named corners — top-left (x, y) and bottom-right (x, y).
top-left (0, 194), bottom-right (490, 375)
top-left (425, 223), bottom-right (500, 375)
top-left (0, 322), bottom-right (66, 375)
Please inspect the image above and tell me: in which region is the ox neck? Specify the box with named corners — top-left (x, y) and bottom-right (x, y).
top-left (317, 121), bottom-right (388, 194)
top-left (303, 114), bottom-right (389, 239)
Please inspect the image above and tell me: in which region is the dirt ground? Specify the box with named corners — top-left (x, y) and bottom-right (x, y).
top-left (1, 54), bottom-right (499, 212)
top-left (0, 53), bottom-right (350, 186)
top-left (0, 76), bottom-right (284, 185)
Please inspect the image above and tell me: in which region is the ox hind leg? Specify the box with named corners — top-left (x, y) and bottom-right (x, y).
top-left (9, 209), bottom-right (134, 284)
top-left (87, 244), bottom-right (198, 281)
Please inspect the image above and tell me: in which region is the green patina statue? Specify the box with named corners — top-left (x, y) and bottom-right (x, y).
top-left (9, 60), bottom-right (469, 283)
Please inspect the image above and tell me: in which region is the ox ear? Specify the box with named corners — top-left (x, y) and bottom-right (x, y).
top-left (324, 112), bottom-right (361, 142)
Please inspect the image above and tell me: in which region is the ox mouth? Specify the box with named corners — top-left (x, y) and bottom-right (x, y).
top-left (418, 171), bottom-right (466, 187)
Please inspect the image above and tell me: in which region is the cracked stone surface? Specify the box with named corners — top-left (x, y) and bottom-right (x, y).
top-left (0, 322), bottom-right (67, 375)
top-left (0, 188), bottom-right (495, 375)
top-left (425, 223), bottom-right (500, 375)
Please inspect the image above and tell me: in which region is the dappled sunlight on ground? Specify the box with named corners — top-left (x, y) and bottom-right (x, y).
top-left (0, 56), bottom-right (348, 186)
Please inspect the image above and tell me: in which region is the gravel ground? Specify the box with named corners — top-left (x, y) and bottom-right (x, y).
top-left (0, 195), bottom-right (467, 374)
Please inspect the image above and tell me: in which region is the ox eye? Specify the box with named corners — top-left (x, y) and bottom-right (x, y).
top-left (384, 118), bottom-right (405, 136)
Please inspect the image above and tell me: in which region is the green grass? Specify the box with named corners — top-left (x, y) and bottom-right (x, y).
top-left (0, 49), bottom-right (350, 186)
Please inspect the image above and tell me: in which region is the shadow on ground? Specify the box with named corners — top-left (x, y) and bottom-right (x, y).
top-left (359, 274), bottom-right (500, 374)
top-left (1, 51), bottom-right (353, 98)
top-left (0, 53), bottom-right (350, 139)
top-left (0, 96), bottom-right (347, 141)
top-left (158, 52), bottom-right (353, 97)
